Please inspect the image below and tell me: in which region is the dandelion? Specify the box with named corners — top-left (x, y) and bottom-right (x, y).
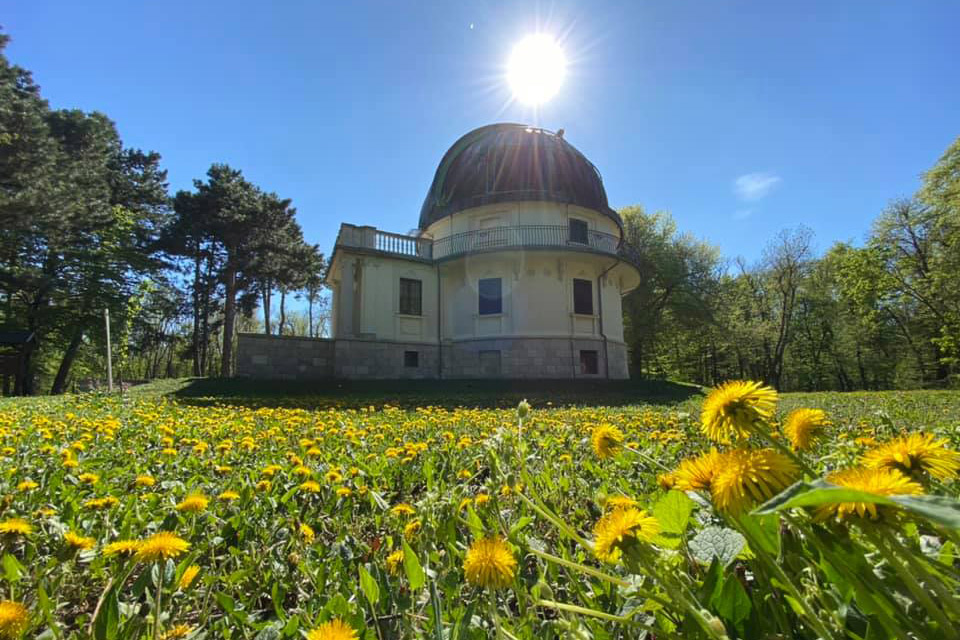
top-left (325, 469), bottom-right (343, 483)
top-left (701, 380), bottom-right (778, 443)
top-left (176, 493), bottom-right (209, 513)
top-left (391, 503), bottom-right (415, 517)
top-left (783, 408), bottom-right (830, 450)
top-left (657, 472), bottom-right (676, 490)
top-left (218, 490), bottom-right (240, 501)
top-left (84, 496), bottom-right (119, 510)
top-left (862, 432), bottom-right (960, 481)
top-left (178, 565), bottom-right (200, 590)
top-left (672, 449), bottom-right (729, 492)
top-left (603, 495), bottom-right (637, 511)
top-left (591, 424), bottom-right (624, 459)
top-left (135, 532), bottom-right (190, 562)
top-left (300, 523), bottom-right (315, 542)
top-left (103, 540), bottom-right (141, 557)
top-left (299, 480), bottom-right (322, 493)
top-left (335, 487), bottom-right (352, 498)
top-left (306, 619), bottom-right (358, 640)
top-left (463, 537), bottom-right (516, 589)
top-left (815, 467), bottom-right (924, 522)
top-left (160, 625), bottom-right (193, 640)
top-left (386, 549), bottom-right (404, 575)
top-left (64, 531), bottom-right (96, 550)
top-left (15, 481), bottom-right (37, 492)
top-left (0, 600), bottom-right (28, 639)
top-left (134, 475), bottom-right (156, 488)
top-left (593, 508), bottom-right (660, 563)
top-left (403, 520), bottom-right (421, 540)
top-left (77, 472), bottom-right (100, 485)
top-left (711, 449), bottom-right (799, 514)
top-left (256, 480), bottom-right (272, 492)
top-left (0, 519), bottom-right (32, 536)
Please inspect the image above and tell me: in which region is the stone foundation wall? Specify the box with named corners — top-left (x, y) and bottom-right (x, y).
top-left (236, 333), bottom-right (629, 380)
top-left (333, 339), bottom-right (439, 379)
top-left (236, 333), bottom-right (334, 380)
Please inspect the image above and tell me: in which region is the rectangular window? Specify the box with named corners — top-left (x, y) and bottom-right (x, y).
top-left (569, 218), bottom-right (589, 244)
top-left (404, 351), bottom-right (419, 368)
top-left (399, 278), bottom-right (422, 316)
top-left (580, 350), bottom-right (599, 375)
top-left (478, 277), bottom-right (502, 315)
top-left (573, 278), bottom-right (593, 315)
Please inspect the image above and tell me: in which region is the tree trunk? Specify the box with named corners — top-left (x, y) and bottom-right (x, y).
top-left (308, 292), bottom-right (315, 338)
top-left (51, 327), bottom-right (84, 394)
top-left (262, 282), bottom-right (272, 334)
top-left (221, 264), bottom-right (237, 377)
top-left (191, 252), bottom-right (202, 376)
top-left (279, 289), bottom-right (287, 336)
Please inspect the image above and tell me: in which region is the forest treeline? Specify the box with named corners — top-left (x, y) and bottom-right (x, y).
top-left (0, 35), bottom-right (325, 394)
top-left (2, 33), bottom-right (958, 394)
top-left (622, 139), bottom-right (960, 390)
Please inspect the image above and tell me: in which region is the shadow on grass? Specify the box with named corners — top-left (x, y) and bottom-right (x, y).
top-left (164, 377), bottom-right (703, 410)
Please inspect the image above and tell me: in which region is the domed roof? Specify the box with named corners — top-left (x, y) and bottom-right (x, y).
top-left (419, 123), bottom-right (621, 231)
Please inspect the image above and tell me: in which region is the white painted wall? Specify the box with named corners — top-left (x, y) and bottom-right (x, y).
top-left (421, 201), bottom-right (621, 240)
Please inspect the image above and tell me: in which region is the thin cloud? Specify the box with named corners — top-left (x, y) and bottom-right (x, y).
top-left (734, 172), bottom-right (781, 201)
top-left (733, 209), bottom-right (754, 220)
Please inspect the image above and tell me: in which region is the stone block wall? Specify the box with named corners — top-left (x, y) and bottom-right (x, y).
top-left (236, 333), bottom-right (629, 380)
top-left (236, 333), bottom-right (334, 379)
top-left (333, 339), bottom-right (439, 379)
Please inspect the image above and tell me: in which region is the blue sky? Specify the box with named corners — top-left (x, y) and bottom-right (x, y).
top-left (7, 1), bottom-right (959, 263)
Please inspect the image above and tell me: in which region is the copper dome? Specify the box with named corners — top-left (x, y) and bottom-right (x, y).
top-left (419, 123), bottom-right (621, 231)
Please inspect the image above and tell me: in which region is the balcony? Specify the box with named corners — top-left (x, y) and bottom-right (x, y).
top-left (334, 223), bottom-right (638, 266)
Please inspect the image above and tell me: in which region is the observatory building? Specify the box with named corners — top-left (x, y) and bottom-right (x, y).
top-left (237, 123), bottom-right (641, 379)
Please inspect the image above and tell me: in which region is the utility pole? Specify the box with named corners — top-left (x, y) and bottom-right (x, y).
top-left (104, 308), bottom-right (113, 392)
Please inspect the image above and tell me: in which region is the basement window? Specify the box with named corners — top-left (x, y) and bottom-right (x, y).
top-left (404, 351), bottom-right (419, 368)
top-left (580, 350), bottom-right (599, 375)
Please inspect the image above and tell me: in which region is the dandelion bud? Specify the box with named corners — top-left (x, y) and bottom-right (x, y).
top-left (517, 399), bottom-right (531, 420)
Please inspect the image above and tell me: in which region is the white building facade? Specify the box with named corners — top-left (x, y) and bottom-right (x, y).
top-left (237, 124), bottom-right (641, 379)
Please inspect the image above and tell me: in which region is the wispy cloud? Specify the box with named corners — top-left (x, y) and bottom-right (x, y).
top-left (734, 172), bottom-right (781, 201)
top-left (733, 209), bottom-right (754, 220)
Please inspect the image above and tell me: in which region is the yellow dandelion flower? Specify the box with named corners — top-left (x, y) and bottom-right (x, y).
top-left (591, 424), bottom-right (624, 459)
top-left (103, 540), bottom-right (141, 557)
top-left (403, 520), bottom-right (421, 540)
top-left (474, 493), bottom-right (491, 506)
top-left (592, 508), bottom-right (660, 563)
top-left (293, 465), bottom-right (312, 477)
top-left (135, 532), bottom-right (190, 562)
top-left (862, 432), bottom-right (960, 481)
top-left (218, 490), bottom-right (240, 501)
top-left (77, 472), bottom-right (100, 485)
top-left (815, 467), bottom-right (924, 522)
top-left (391, 503), bottom-right (415, 517)
top-left (256, 480), bottom-right (272, 492)
top-left (300, 523), bottom-right (315, 542)
top-left (299, 480), bottom-right (322, 493)
top-left (711, 448), bottom-right (799, 514)
top-left (783, 408), bottom-right (829, 450)
top-left (64, 531), bottom-right (96, 550)
top-left (15, 481), bottom-right (37, 492)
top-left (134, 475), bottom-right (156, 488)
top-left (325, 470), bottom-right (343, 483)
top-left (701, 380), bottom-right (777, 443)
top-left (0, 601), bottom-right (29, 639)
top-left (463, 537), bottom-right (516, 589)
top-left (160, 624), bottom-right (193, 640)
top-left (0, 519), bottom-right (32, 536)
top-left (178, 565), bottom-right (200, 590)
top-left (306, 619), bottom-right (357, 640)
top-left (386, 549), bottom-right (404, 575)
top-left (176, 493), bottom-right (209, 513)
top-left (657, 472), bottom-right (676, 490)
top-left (603, 495), bottom-right (637, 511)
top-left (84, 496), bottom-right (119, 510)
top-left (672, 449), bottom-right (729, 492)
top-left (457, 469), bottom-right (472, 480)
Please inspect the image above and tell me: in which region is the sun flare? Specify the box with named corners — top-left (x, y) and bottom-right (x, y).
top-left (507, 34), bottom-right (566, 105)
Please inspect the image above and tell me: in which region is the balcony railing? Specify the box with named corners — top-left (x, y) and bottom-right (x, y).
top-left (334, 223), bottom-right (634, 265)
top-left (432, 225), bottom-right (620, 260)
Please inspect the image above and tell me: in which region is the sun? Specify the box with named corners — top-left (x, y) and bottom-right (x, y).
top-left (507, 34), bottom-right (567, 106)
